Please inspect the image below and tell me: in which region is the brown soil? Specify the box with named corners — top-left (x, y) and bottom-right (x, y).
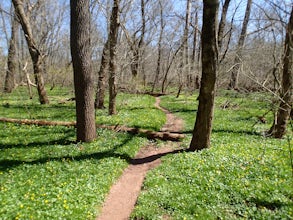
top-left (96, 97), bottom-right (183, 220)
top-left (154, 97), bottom-right (184, 133)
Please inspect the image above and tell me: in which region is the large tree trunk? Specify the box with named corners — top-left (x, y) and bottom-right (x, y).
top-left (269, 6), bottom-right (293, 138)
top-left (108, 0), bottom-right (120, 115)
top-left (70, 0), bottom-right (96, 142)
top-left (95, 39), bottom-right (109, 109)
top-left (4, 12), bottom-right (18, 93)
top-left (228, 0), bottom-right (252, 90)
top-left (12, 0), bottom-right (49, 104)
top-left (189, 0), bottom-right (219, 151)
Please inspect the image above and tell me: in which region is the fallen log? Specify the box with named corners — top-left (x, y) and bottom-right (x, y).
top-left (0, 118), bottom-right (184, 141)
top-left (0, 118), bottom-right (76, 127)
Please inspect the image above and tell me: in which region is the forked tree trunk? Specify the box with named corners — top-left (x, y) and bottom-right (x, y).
top-left (95, 40), bottom-right (109, 109)
top-left (70, 0), bottom-right (96, 142)
top-left (130, 48), bottom-right (139, 79)
top-left (4, 12), bottom-right (18, 93)
top-left (189, 0), bottom-right (219, 151)
top-left (269, 6), bottom-right (293, 138)
top-left (108, 0), bottom-right (120, 115)
top-left (12, 0), bottom-right (49, 104)
top-left (228, 0), bottom-right (252, 90)
top-left (120, 0), bottom-right (146, 83)
top-left (218, 0), bottom-right (231, 52)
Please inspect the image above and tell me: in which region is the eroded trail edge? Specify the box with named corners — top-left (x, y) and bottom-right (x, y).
top-left (96, 97), bottom-right (183, 220)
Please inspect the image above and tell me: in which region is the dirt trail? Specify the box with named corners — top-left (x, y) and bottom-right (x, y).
top-left (154, 97), bottom-right (183, 133)
top-left (96, 97), bottom-right (183, 220)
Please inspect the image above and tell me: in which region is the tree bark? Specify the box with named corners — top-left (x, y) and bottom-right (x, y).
top-left (189, 0), bottom-right (219, 151)
top-left (218, 0), bottom-right (231, 52)
top-left (228, 0), bottom-right (252, 90)
top-left (191, 10), bottom-right (200, 90)
top-left (138, 0), bottom-right (146, 82)
top-left (161, 44), bottom-right (183, 93)
top-left (184, 0), bottom-right (191, 88)
top-left (152, 1), bottom-right (164, 93)
top-left (108, 0), bottom-right (120, 115)
top-left (95, 39), bottom-right (109, 109)
top-left (70, 0), bottom-right (96, 142)
top-left (177, 0), bottom-right (191, 95)
top-left (12, 0), bottom-right (49, 104)
top-left (269, 6), bottom-right (293, 138)
top-left (4, 11), bottom-right (18, 93)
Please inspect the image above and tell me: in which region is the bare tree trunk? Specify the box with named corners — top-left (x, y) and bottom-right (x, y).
top-left (191, 10), bottom-right (200, 90)
top-left (120, 0), bottom-right (147, 84)
top-left (161, 44), bottom-right (183, 93)
top-left (4, 12), bottom-right (18, 93)
top-left (23, 62), bottom-right (34, 99)
top-left (130, 48), bottom-right (139, 79)
top-left (177, 0), bottom-right (191, 96)
top-left (189, 0), bottom-right (219, 151)
top-left (119, 24), bottom-right (138, 81)
top-left (228, 0), bottom-right (252, 90)
top-left (12, 0), bottom-right (49, 104)
top-left (184, 0), bottom-right (191, 88)
top-left (152, 1), bottom-right (164, 93)
top-left (95, 39), bottom-right (109, 109)
top-left (269, 6), bottom-right (293, 138)
top-left (218, 0), bottom-right (231, 52)
top-left (138, 0), bottom-right (146, 82)
top-left (70, 0), bottom-right (96, 142)
top-left (108, 0), bottom-right (120, 115)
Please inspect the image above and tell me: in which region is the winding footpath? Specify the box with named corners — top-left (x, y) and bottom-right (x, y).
top-left (96, 97), bottom-right (183, 220)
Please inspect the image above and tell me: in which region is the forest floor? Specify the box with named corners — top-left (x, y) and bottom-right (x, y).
top-left (1, 89), bottom-right (291, 219)
top-left (96, 97), bottom-right (184, 220)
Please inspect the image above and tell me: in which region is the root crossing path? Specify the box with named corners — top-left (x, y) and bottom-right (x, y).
top-left (96, 97), bottom-right (183, 220)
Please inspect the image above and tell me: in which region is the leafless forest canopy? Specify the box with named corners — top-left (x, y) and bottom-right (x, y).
top-left (0, 0), bottom-right (291, 93)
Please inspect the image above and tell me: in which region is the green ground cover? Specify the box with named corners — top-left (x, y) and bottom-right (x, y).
top-left (0, 87), bottom-right (164, 219)
top-left (132, 91), bottom-right (293, 219)
top-left (0, 87), bottom-right (166, 131)
top-left (95, 93), bottom-right (165, 131)
top-left (1, 127), bottom-right (145, 219)
top-left (1, 88), bottom-right (292, 219)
